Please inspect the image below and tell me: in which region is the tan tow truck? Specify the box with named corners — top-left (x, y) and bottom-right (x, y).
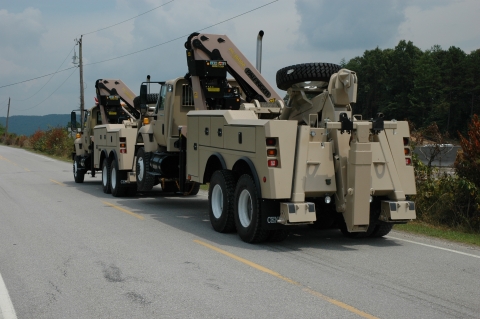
top-left (72, 78), bottom-right (160, 197)
top-left (137, 32), bottom-right (416, 243)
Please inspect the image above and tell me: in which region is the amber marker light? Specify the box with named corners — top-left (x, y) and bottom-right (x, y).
top-left (76, 133), bottom-right (81, 138)
top-left (267, 149), bottom-right (277, 156)
top-left (143, 117), bottom-right (150, 125)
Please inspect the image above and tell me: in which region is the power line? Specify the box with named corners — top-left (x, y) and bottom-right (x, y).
top-left (0, 0), bottom-right (278, 89)
top-left (86, 0), bottom-right (279, 65)
top-left (82, 0), bottom-right (175, 36)
top-left (16, 68), bottom-right (78, 112)
top-left (12, 44), bottom-right (76, 102)
top-left (0, 2), bottom-right (175, 90)
top-left (0, 66), bottom-right (76, 89)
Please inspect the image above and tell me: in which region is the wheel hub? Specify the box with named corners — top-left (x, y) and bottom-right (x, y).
top-left (238, 189), bottom-right (253, 227)
top-left (137, 157), bottom-right (144, 182)
top-left (211, 184), bottom-right (223, 219)
top-left (111, 166), bottom-right (116, 189)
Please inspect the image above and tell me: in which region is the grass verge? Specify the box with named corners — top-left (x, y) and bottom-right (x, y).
top-left (394, 221), bottom-right (480, 247)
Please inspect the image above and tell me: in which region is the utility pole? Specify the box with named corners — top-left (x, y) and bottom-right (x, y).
top-left (4, 97), bottom-right (10, 140)
top-left (75, 35), bottom-right (85, 129)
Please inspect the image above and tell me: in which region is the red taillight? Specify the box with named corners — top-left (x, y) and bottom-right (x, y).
top-left (120, 137), bottom-right (126, 153)
top-left (268, 159), bottom-right (278, 167)
top-left (405, 158), bottom-right (412, 165)
top-left (266, 138), bottom-right (276, 146)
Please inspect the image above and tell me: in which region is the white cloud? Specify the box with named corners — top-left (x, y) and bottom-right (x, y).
top-left (398, 0), bottom-right (480, 52)
top-left (295, 0), bottom-right (407, 50)
top-left (0, 0), bottom-right (479, 116)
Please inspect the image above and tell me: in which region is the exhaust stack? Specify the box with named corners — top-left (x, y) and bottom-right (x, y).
top-left (256, 30), bottom-right (264, 73)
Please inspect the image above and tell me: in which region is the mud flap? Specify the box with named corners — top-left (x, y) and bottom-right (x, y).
top-left (260, 199), bottom-right (290, 230)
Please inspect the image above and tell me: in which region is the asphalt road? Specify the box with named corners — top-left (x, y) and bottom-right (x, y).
top-left (1, 145), bottom-right (479, 319)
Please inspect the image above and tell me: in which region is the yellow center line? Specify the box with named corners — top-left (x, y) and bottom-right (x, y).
top-left (102, 201), bottom-right (144, 220)
top-left (50, 179), bottom-right (66, 186)
top-left (194, 239), bottom-right (379, 319)
top-left (0, 155), bottom-right (16, 165)
top-left (24, 168), bottom-right (30, 172)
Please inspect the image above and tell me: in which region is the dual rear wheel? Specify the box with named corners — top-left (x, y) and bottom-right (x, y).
top-left (101, 158), bottom-right (136, 197)
top-left (208, 171), bottom-right (288, 243)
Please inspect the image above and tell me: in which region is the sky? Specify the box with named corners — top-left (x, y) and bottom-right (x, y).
top-left (0, 0), bottom-right (479, 117)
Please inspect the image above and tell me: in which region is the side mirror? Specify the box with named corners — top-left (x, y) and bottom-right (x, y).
top-left (71, 111), bottom-right (77, 132)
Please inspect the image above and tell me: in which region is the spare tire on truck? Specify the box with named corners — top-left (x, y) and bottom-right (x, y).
top-left (133, 93), bottom-right (160, 109)
top-left (276, 62), bottom-right (341, 91)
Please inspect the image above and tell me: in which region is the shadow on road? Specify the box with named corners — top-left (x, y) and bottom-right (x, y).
top-left (64, 177), bottom-right (403, 253)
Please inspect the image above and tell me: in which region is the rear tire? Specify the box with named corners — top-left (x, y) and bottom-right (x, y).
top-left (209, 170), bottom-right (236, 233)
top-left (73, 156), bottom-right (85, 183)
top-left (369, 224), bottom-right (393, 238)
top-left (136, 147), bottom-right (155, 192)
top-left (234, 174), bottom-right (270, 243)
top-left (111, 158), bottom-right (127, 197)
top-left (102, 159), bottom-right (111, 194)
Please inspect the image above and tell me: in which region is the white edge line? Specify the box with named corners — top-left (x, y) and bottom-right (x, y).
top-left (0, 272), bottom-right (17, 319)
top-left (386, 236), bottom-right (480, 259)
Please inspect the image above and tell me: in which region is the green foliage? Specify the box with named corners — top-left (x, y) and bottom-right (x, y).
top-left (412, 115), bottom-right (480, 233)
top-left (28, 127), bottom-right (74, 158)
top-left (345, 40), bottom-right (477, 136)
top-left (414, 172), bottom-right (480, 232)
top-left (455, 114), bottom-right (480, 187)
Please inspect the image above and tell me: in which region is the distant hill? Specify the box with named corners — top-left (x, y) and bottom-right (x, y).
top-left (0, 114), bottom-right (76, 136)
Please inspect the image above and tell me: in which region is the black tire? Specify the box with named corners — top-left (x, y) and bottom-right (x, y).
top-left (73, 156), bottom-right (85, 183)
top-left (234, 174), bottom-right (270, 243)
top-left (367, 197), bottom-right (393, 237)
top-left (110, 158), bottom-right (127, 197)
top-left (208, 170), bottom-right (237, 233)
top-left (133, 94), bottom-right (160, 109)
top-left (369, 224), bottom-right (393, 238)
top-left (339, 197), bottom-right (383, 238)
top-left (276, 62), bottom-right (341, 91)
top-left (136, 147), bottom-right (155, 192)
top-left (267, 230), bottom-right (289, 242)
top-left (102, 159), bottom-right (111, 194)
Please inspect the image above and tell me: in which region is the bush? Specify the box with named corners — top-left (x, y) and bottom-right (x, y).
top-left (28, 127), bottom-right (73, 157)
top-left (30, 129), bottom-right (46, 152)
top-left (414, 173), bottom-right (480, 232)
top-left (413, 115), bottom-right (480, 233)
top-left (455, 114), bottom-right (480, 187)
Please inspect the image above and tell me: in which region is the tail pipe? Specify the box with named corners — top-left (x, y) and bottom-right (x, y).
top-left (256, 30), bottom-right (264, 73)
